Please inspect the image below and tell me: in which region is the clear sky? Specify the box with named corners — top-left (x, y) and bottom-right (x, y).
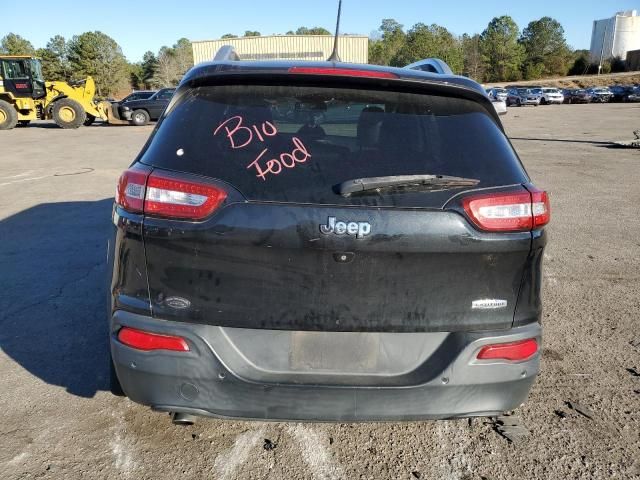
top-left (3, 0), bottom-right (638, 61)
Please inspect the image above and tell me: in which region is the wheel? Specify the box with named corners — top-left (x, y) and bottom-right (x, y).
top-left (540, 98), bottom-right (547, 105)
top-left (18, 120), bottom-right (31, 127)
top-left (0, 99), bottom-right (18, 130)
top-left (52, 98), bottom-right (86, 129)
top-left (109, 353), bottom-right (125, 397)
top-left (83, 114), bottom-right (96, 126)
top-left (130, 109), bottom-right (150, 126)
top-left (517, 99), bottom-right (522, 107)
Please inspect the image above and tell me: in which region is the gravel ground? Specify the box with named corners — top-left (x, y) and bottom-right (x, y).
top-left (0, 103), bottom-right (639, 480)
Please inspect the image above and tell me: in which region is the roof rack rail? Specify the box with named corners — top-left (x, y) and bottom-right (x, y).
top-left (213, 45), bottom-right (241, 62)
top-left (404, 58), bottom-right (453, 75)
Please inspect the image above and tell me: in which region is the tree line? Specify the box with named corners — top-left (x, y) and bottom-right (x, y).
top-left (0, 18), bottom-right (629, 98)
top-left (0, 31), bottom-right (193, 97)
top-left (0, 26), bottom-right (333, 97)
top-left (369, 16), bottom-right (628, 82)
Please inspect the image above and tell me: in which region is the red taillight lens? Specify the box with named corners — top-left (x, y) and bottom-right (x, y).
top-left (530, 188), bottom-right (551, 228)
top-left (117, 327), bottom-right (190, 352)
top-left (144, 171), bottom-right (227, 220)
top-left (116, 167), bottom-right (228, 220)
top-left (476, 338), bottom-right (538, 362)
top-left (462, 189), bottom-right (550, 232)
top-left (115, 165), bottom-right (152, 213)
top-left (288, 66), bottom-right (398, 79)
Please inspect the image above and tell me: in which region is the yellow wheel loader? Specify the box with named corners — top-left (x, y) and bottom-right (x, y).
top-left (0, 55), bottom-right (126, 130)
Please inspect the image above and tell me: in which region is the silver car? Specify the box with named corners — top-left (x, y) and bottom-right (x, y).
top-left (507, 88), bottom-right (541, 107)
top-left (486, 87), bottom-right (508, 102)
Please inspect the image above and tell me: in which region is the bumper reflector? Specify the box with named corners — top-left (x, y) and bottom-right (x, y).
top-left (476, 338), bottom-right (538, 362)
top-left (117, 327), bottom-right (190, 352)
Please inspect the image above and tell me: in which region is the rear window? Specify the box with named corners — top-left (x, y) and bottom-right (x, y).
top-left (139, 84), bottom-right (527, 206)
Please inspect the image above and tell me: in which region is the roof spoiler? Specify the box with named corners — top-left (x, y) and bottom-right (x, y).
top-left (404, 58), bottom-right (453, 75)
top-left (213, 45), bottom-right (241, 61)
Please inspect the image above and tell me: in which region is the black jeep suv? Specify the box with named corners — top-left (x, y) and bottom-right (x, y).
top-left (108, 57), bottom-right (549, 422)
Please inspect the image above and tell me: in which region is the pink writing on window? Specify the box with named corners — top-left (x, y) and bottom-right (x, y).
top-left (214, 115), bottom-right (312, 181)
top-left (213, 115), bottom-right (277, 149)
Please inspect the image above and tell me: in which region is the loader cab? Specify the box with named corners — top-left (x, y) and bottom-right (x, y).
top-left (0, 56), bottom-right (46, 100)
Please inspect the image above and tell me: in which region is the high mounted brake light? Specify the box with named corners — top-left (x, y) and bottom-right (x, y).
top-left (462, 188), bottom-right (550, 232)
top-left (288, 66), bottom-right (398, 79)
top-left (115, 166), bottom-right (227, 220)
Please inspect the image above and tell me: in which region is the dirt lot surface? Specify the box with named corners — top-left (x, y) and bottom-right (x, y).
top-left (1, 104), bottom-right (639, 480)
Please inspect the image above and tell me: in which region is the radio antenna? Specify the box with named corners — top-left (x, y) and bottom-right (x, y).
top-left (327, 0), bottom-right (342, 62)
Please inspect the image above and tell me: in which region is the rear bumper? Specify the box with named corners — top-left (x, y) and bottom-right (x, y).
top-left (111, 311), bottom-right (541, 421)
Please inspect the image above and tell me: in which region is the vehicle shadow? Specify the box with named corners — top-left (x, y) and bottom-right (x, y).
top-left (17, 122), bottom-right (61, 129)
top-left (0, 199), bottom-right (113, 398)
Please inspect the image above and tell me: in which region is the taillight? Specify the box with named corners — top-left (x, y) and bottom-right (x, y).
top-left (462, 188), bottom-right (550, 232)
top-left (117, 327), bottom-right (190, 352)
top-left (115, 164), bottom-right (152, 213)
top-left (288, 66), bottom-right (398, 79)
top-left (144, 171), bottom-right (227, 220)
top-left (529, 188), bottom-right (550, 228)
top-left (476, 338), bottom-right (538, 362)
top-left (115, 166), bottom-right (227, 220)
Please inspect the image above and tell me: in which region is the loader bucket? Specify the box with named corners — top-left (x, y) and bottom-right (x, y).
top-left (99, 101), bottom-right (129, 125)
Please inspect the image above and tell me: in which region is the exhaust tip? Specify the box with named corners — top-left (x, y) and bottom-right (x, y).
top-left (171, 412), bottom-right (196, 426)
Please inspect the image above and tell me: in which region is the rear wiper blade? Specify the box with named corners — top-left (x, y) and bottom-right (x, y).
top-left (337, 175), bottom-right (480, 197)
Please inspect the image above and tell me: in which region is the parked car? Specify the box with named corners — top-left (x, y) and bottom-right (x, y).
top-left (539, 88), bottom-right (564, 105)
top-left (109, 55), bottom-right (549, 423)
top-left (119, 90), bottom-right (156, 103)
top-left (610, 85), bottom-right (639, 102)
top-left (486, 87), bottom-right (508, 102)
top-left (566, 89), bottom-right (592, 104)
top-left (118, 87), bottom-right (176, 126)
top-left (624, 86), bottom-right (640, 102)
top-left (491, 98), bottom-right (507, 115)
top-left (587, 87), bottom-right (613, 103)
top-left (506, 88), bottom-right (541, 106)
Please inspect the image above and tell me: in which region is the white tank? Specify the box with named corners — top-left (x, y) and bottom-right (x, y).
top-left (590, 10), bottom-right (640, 61)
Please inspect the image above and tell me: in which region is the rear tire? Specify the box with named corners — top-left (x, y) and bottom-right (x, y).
top-left (0, 99), bottom-right (18, 130)
top-left (52, 98), bottom-right (86, 129)
top-left (130, 109), bottom-right (150, 126)
top-left (83, 114), bottom-right (96, 126)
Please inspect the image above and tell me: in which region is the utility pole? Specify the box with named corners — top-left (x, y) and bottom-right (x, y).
top-left (598, 21), bottom-right (609, 75)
